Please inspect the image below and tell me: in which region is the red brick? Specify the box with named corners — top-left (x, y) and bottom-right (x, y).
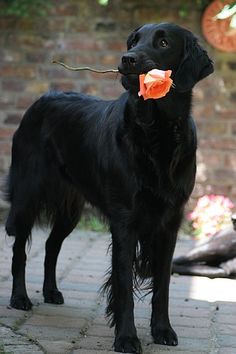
top-left (25, 51), bottom-right (48, 63)
top-left (16, 17), bottom-right (35, 31)
top-left (46, 18), bottom-right (68, 32)
top-left (6, 34), bottom-right (44, 49)
top-left (106, 40), bottom-right (125, 52)
top-left (230, 91), bottom-right (236, 101)
top-left (43, 39), bottom-right (56, 50)
top-left (134, 7), bottom-right (159, 21)
top-left (95, 21), bottom-right (117, 33)
top-left (199, 138), bottom-right (236, 150)
top-left (2, 80), bottom-right (25, 92)
top-left (0, 65), bottom-right (36, 79)
top-left (100, 54), bottom-right (119, 66)
top-left (64, 18), bottom-right (90, 33)
top-left (0, 127), bottom-right (15, 139)
top-left (25, 82), bottom-right (49, 94)
top-left (215, 107), bottom-right (236, 120)
top-left (0, 97), bottom-right (15, 109)
top-left (4, 113), bottom-right (23, 125)
top-left (193, 104), bottom-right (215, 120)
top-left (230, 186), bottom-right (236, 199)
top-left (230, 122), bottom-right (236, 135)
top-left (52, 54), bottom-right (97, 67)
top-left (224, 153), bottom-right (236, 169)
top-left (0, 49), bottom-right (23, 63)
top-left (0, 141), bottom-right (11, 155)
top-left (50, 81), bottom-right (76, 91)
top-left (16, 96), bottom-right (35, 109)
top-left (73, 54), bottom-right (99, 66)
top-left (196, 121), bottom-right (228, 136)
top-left (50, 3), bottom-right (79, 16)
top-left (193, 183), bottom-right (231, 200)
top-left (39, 67), bottom-right (86, 80)
top-left (101, 84), bottom-right (124, 99)
top-left (64, 38), bottom-right (104, 51)
top-left (197, 150), bottom-right (224, 167)
top-left (0, 18), bottom-right (16, 30)
top-left (87, 71), bottom-right (120, 81)
top-left (80, 83), bottom-right (99, 96)
top-left (214, 168), bottom-right (236, 182)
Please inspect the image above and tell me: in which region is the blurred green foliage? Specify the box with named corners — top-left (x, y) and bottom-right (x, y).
top-left (0, 0), bottom-right (213, 18)
top-left (78, 214), bottom-right (108, 232)
top-left (179, 0), bottom-right (212, 18)
top-left (0, 0), bottom-right (52, 17)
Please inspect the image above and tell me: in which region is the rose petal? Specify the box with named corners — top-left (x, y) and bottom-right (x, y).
top-left (138, 74), bottom-right (146, 98)
top-left (139, 69), bottom-right (173, 100)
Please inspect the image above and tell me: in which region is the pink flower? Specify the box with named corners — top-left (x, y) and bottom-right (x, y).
top-left (188, 194), bottom-right (234, 238)
top-left (138, 69), bottom-right (173, 100)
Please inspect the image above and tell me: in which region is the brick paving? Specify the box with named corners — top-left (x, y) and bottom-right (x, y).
top-left (0, 226), bottom-right (236, 354)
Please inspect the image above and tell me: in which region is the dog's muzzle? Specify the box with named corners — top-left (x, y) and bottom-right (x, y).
top-left (118, 52), bottom-right (138, 75)
top-left (118, 52), bottom-right (157, 76)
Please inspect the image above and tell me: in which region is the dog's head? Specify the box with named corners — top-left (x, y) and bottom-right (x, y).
top-left (118, 23), bottom-right (214, 93)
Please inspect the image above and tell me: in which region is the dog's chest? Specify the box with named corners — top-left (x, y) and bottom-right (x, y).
top-left (132, 121), bottom-right (183, 186)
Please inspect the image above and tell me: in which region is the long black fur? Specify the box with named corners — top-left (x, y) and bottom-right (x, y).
top-left (5, 23), bottom-right (213, 354)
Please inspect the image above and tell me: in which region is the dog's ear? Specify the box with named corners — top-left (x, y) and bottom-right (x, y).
top-left (127, 26), bottom-right (142, 50)
top-left (174, 35), bottom-right (214, 92)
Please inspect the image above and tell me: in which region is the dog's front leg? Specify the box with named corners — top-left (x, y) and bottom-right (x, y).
top-left (106, 223), bottom-right (142, 354)
top-left (151, 228), bottom-right (178, 346)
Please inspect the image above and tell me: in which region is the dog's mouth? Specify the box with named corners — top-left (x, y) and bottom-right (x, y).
top-left (118, 55), bottom-right (160, 91)
top-left (118, 54), bottom-right (158, 77)
top-left (118, 64), bottom-right (157, 77)
top-left (119, 66), bottom-right (158, 92)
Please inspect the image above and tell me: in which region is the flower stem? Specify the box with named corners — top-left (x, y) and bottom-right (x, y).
top-left (52, 60), bottom-right (119, 74)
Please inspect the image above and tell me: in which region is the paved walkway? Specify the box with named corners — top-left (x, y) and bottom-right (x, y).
top-left (0, 226), bottom-right (236, 354)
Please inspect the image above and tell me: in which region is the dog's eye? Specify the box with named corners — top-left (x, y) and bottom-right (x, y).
top-left (130, 42), bottom-right (136, 48)
top-left (159, 39), bottom-right (169, 48)
top-left (128, 33), bottom-right (139, 49)
top-left (129, 38), bottom-right (138, 49)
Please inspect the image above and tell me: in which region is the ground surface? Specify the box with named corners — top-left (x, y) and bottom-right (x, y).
top-left (0, 226), bottom-right (236, 354)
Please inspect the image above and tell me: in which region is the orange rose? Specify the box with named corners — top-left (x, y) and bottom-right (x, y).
top-left (138, 69), bottom-right (173, 100)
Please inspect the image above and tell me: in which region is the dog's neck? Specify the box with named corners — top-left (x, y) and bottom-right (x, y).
top-left (121, 89), bottom-right (196, 194)
top-left (123, 89), bottom-right (195, 161)
top-left (125, 89), bottom-right (193, 124)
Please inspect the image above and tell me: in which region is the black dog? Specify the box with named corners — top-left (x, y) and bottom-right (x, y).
top-left (172, 215), bottom-right (236, 278)
top-left (5, 23), bottom-right (213, 353)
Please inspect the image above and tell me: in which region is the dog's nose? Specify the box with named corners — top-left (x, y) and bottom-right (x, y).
top-left (121, 53), bottom-right (137, 66)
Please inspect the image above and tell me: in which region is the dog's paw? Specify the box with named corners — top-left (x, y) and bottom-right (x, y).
top-left (10, 294), bottom-right (33, 311)
top-left (43, 289), bottom-right (64, 304)
top-left (152, 325), bottom-right (178, 346)
top-left (114, 336), bottom-right (142, 353)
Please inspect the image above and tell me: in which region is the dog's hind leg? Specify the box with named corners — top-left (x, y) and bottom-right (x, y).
top-left (43, 193), bottom-right (84, 305)
top-left (7, 203), bottom-right (36, 311)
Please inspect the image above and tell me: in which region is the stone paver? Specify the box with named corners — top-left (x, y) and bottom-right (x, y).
top-left (0, 226), bottom-right (236, 354)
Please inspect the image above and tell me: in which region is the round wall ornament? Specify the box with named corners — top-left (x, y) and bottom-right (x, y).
top-left (202, 0), bottom-right (236, 52)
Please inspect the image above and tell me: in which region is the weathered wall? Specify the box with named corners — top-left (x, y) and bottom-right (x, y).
top-left (0, 0), bottom-right (236, 213)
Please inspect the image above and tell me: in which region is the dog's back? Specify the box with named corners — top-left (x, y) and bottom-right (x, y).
top-left (5, 90), bottom-right (132, 236)
top-left (5, 91), bottom-right (97, 235)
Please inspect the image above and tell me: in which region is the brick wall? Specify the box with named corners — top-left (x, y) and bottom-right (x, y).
top-left (0, 0), bottom-right (236, 213)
